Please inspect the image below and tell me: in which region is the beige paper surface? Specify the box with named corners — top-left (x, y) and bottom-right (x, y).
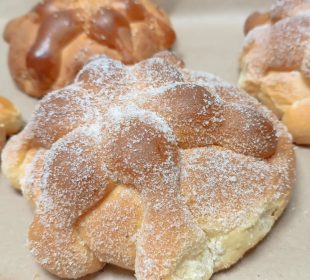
top-left (0, 1), bottom-right (309, 279)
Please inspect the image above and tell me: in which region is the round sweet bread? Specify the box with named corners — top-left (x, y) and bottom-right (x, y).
top-left (239, 0), bottom-right (310, 145)
top-left (2, 52), bottom-right (295, 280)
top-left (4, 0), bottom-right (175, 98)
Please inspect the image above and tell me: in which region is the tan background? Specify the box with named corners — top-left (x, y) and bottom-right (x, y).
top-left (0, 0), bottom-right (309, 279)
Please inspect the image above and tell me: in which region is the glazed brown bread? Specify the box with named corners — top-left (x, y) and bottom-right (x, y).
top-left (4, 0), bottom-right (176, 98)
top-left (2, 52), bottom-right (295, 280)
top-left (239, 0), bottom-right (310, 145)
top-left (0, 96), bottom-right (22, 150)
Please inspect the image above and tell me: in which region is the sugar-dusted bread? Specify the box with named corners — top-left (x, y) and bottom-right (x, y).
top-left (239, 0), bottom-right (310, 145)
top-left (4, 0), bottom-right (175, 98)
top-left (0, 96), bottom-right (22, 150)
top-left (2, 52), bottom-right (295, 279)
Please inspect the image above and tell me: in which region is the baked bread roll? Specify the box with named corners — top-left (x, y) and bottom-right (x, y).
top-left (239, 0), bottom-right (310, 145)
top-left (4, 0), bottom-right (175, 98)
top-left (0, 96), bottom-right (22, 151)
top-left (2, 52), bottom-right (295, 280)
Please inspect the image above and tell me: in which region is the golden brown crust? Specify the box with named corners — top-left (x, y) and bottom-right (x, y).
top-left (0, 96), bottom-right (22, 151)
top-left (4, 0), bottom-right (176, 98)
top-left (282, 97), bottom-right (310, 144)
top-left (244, 11), bottom-right (270, 35)
top-left (239, 0), bottom-right (310, 145)
top-left (2, 52), bottom-right (295, 279)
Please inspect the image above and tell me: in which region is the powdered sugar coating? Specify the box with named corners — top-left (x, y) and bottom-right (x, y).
top-left (180, 144), bottom-right (292, 233)
top-left (3, 51), bottom-right (295, 279)
top-left (239, 0), bottom-right (310, 145)
top-left (241, 0), bottom-right (310, 79)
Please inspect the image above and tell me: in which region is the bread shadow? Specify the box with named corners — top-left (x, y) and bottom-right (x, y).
top-left (78, 265), bottom-right (134, 280)
top-left (40, 264), bottom-right (133, 280)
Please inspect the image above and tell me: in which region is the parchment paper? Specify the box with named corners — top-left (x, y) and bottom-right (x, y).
top-left (0, 1), bottom-right (309, 279)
